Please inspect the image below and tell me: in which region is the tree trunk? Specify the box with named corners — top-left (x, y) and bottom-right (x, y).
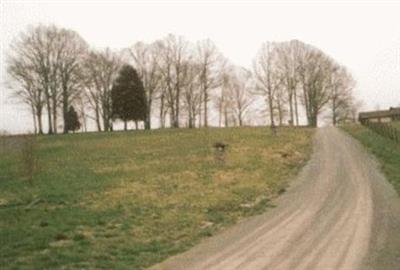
top-left (36, 105), bottom-right (43, 135)
top-left (145, 99), bottom-right (152, 130)
top-left (268, 96), bottom-right (275, 128)
top-left (192, 107), bottom-right (197, 129)
top-left (218, 97), bottom-right (223, 127)
top-left (160, 94), bottom-right (165, 128)
top-left (95, 106), bottom-right (102, 132)
top-left (224, 106), bottom-right (229, 127)
top-left (103, 117), bottom-right (109, 132)
top-left (135, 121), bottom-right (138, 130)
top-left (175, 90), bottom-right (180, 128)
top-left (31, 105), bottom-right (37, 135)
top-left (52, 96), bottom-right (57, 134)
top-left (294, 88), bottom-right (299, 126)
top-left (310, 104), bottom-right (318, 127)
top-left (62, 87), bottom-right (69, 134)
top-left (45, 93), bottom-right (53, 134)
top-left (102, 102), bottom-right (110, 132)
top-left (332, 98), bottom-right (337, 126)
top-left (238, 112), bottom-right (243, 127)
top-left (188, 104), bottom-right (194, 128)
top-left (203, 91), bottom-right (208, 128)
top-left (188, 116), bottom-right (193, 129)
top-left (198, 100), bottom-right (202, 128)
top-left (288, 89), bottom-right (294, 126)
top-left (311, 114), bottom-right (318, 127)
top-left (81, 105), bottom-right (87, 132)
top-left (124, 120), bottom-right (128, 131)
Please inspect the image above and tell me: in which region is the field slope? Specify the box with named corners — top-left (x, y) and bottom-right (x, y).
top-left (342, 124), bottom-right (400, 194)
top-left (0, 127), bottom-right (313, 269)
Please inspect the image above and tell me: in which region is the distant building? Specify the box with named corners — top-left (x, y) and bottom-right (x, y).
top-left (358, 107), bottom-right (400, 123)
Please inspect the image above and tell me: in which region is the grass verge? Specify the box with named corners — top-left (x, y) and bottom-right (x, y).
top-left (0, 127), bottom-right (313, 269)
top-left (342, 124), bottom-right (400, 194)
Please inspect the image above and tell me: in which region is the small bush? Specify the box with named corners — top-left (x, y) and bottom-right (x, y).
top-left (54, 233), bottom-right (68, 241)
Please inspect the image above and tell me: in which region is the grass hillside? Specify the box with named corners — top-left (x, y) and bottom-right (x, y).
top-left (342, 124), bottom-right (400, 194)
top-left (0, 127), bottom-right (313, 269)
top-left (391, 121), bottom-right (400, 130)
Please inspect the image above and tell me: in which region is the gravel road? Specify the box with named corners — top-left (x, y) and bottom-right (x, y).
top-left (151, 127), bottom-right (400, 270)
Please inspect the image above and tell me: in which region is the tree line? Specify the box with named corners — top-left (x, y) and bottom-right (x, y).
top-left (6, 25), bottom-right (360, 134)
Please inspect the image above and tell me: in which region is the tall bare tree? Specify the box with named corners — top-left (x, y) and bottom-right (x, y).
top-left (56, 28), bottom-right (88, 133)
top-left (156, 35), bottom-right (189, 128)
top-left (298, 45), bottom-right (335, 127)
top-left (215, 72), bottom-right (232, 127)
top-left (274, 40), bottom-right (303, 126)
top-left (197, 39), bottom-right (223, 127)
top-left (83, 48), bottom-right (121, 131)
top-left (6, 57), bottom-right (44, 134)
top-left (225, 66), bottom-right (254, 126)
top-left (253, 42), bottom-right (280, 129)
top-left (329, 65), bottom-right (356, 125)
top-left (6, 25), bottom-right (60, 134)
top-left (182, 60), bottom-right (202, 128)
top-left (7, 25), bottom-right (88, 134)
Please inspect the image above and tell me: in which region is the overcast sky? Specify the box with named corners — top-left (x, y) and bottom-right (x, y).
top-left (1, 0), bottom-right (400, 133)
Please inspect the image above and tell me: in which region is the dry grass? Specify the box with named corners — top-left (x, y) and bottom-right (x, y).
top-left (0, 127), bottom-right (314, 269)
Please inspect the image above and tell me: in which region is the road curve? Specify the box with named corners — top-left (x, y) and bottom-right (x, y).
top-left (151, 127), bottom-right (400, 270)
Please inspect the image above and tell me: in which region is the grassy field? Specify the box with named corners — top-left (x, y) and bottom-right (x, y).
top-left (342, 124), bottom-right (400, 194)
top-left (0, 127), bottom-right (313, 269)
top-left (390, 121), bottom-right (400, 130)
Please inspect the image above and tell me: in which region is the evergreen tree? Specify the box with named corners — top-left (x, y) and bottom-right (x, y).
top-left (112, 64), bottom-right (147, 130)
top-left (65, 106), bottom-right (81, 133)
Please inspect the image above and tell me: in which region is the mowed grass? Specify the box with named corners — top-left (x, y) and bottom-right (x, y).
top-left (0, 127), bottom-right (314, 269)
top-left (342, 124), bottom-right (400, 194)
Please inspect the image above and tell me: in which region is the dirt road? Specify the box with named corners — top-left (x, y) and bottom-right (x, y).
top-left (151, 128), bottom-right (400, 270)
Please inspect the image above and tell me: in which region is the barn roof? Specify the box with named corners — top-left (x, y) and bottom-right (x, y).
top-left (359, 107), bottom-right (400, 120)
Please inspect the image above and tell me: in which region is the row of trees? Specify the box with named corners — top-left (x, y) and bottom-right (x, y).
top-left (6, 25), bottom-right (360, 134)
top-left (254, 40), bottom-right (359, 128)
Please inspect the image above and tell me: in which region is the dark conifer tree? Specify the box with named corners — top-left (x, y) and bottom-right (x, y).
top-left (65, 106), bottom-right (81, 133)
top-left (112, 64), bottom-right (147, 130)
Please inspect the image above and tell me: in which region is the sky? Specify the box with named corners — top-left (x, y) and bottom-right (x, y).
top-left (1, 0), bottom-right (400, 133)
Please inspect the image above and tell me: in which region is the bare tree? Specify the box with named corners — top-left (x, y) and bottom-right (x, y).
top-left (182, 60), bottom-right (202, 128)
top-left (56, 28), bottom-right (88, 133)
top-left (197, 39), bottom-right (223, 127)
top-left (75, 92), bottom-right (88, 132)
top-left (298, 45), bottom-right (335, 127)
top-left (83, 48), bottom-right (121, 131)
top-left (215, 72), bottom-right (232, 127)
top-left (6, 58), bottom-right (44, 134)
top-left (156, 35), bottom-right (189, 128)
top-left (225, 66), bottom-right (254, 126)
top-left (253, 42), bottom-right (280, 129)
top-left (157, 79), bottom-right (169, 128)
top-left (274, 83), bottom-right (288, 126)
top-left (6, 25), bottom-right (61, 134)
top-left (329, 65), bottom-right (356, 125)
top-left (274, 40), bottom-right (303, 126)
top-left (7, 25), bottom-right (88, 134)
top-left (128, 42), bottom-right (161, 129)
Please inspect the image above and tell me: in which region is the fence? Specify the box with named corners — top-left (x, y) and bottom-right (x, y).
top-left (362, 121), bottom-right (400, 143)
